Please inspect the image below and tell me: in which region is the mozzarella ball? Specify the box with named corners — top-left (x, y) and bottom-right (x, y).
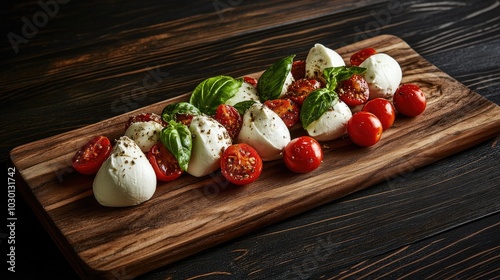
top-left (93, 136), bottom-right (156, 207)
top-left (187, 115), bottom-right (232, 177)
top-left (124, 121), bottom-right (164, 153)
top-left (305, 100), bottom-right (352, 142)
top-left (237, 103), bottom-right (291, 161)
top-left (306, 43), bottom-right (345, 81)
top-left (360, 53), bottom-right (402, 99)
top-left (225, 80), bottom-right (260, 106)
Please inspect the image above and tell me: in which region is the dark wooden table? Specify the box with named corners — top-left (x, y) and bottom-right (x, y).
top-left (2, 0), bottom-right (499, 279)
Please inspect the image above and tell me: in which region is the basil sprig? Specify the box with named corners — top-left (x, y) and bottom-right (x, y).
top-left (160, 121), bottom-right (192, 172)
top-left (189, 75), bottom-right (242, 115)
top-left (257, 54), bottom-right (295, 102)
top-left (161, 102), bottom-right (200, 123)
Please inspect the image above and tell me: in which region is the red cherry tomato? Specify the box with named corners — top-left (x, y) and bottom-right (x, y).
top-left (362, 98), bottom-right (396, 130)
top-left (220, 144), bottom-right (263, 185)
top-left (291, 60), bottom-right (306, 80)
top-left (283, 136), bottom-right (323, 173)
top-left (337, 74), bottom-right (370, 106)
top-left (147, 143), bottom-right (183, 182)
top-left (72, 135), bottom-right (112, 175)
top-left (393, 84), bottom-right (427, 117)
top-left (347, 112), bottom-right (383, 147)
top-left (263, 98), bottom-right (300, 128)
top-left (125, 112), bottom-right (166, 131)
top-left (214, 104), bottom-right (243, 139)
top-left (243, 76), bottom-right (258, 87)
top-left (350, 47), bottom-right (377, 66)
top-left (285, 78), bottom-right (322, 106)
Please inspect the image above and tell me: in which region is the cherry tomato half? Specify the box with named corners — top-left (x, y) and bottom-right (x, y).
top-left (393, 84), bottom-right (427, 117)
top-left (285, 78), bottom-right (322, 106)
top-left (220, 144), bottom-right (263, 185)
top-left (362, 98), bottom-right (396, 130)
top-left (291, 60), bottom-right (306, 80)
top-left (263, 98), bottom-right (300, 128)
top-left (72, 135), bottom-right (112, 175)
top-left (147, 143), bottom-right (183, 182)
top-left (175, 113), bottom-right (194, 126)
top-left (214, 104), bottom-right (243, 140)
top-left (283, 136), bottom-right (323, 173)
top-left (243, 76), bottom-right (258, 87)
top-left (350, 47), bottom-right (377, 66)
top-left (336, 74), bottom-right (370, 106)
top-left (347, 112), bottom-right (383, 147)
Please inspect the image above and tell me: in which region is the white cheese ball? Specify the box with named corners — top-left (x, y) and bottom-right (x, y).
top-left (360, 53), bottom-right (402, 99)
top-left (93, 136), bottom-right (156, 207)
top-left (237, 103), bottom-right (291, 161)
top-left (187, 115), bottom-right (232, 177)
top-left (124, 121), bottom-right (164, 153)
top-left (225, 80), bottom-right (260, 106)
top-left (306, 100), bottom-right (352, 142)
top-left (306, 43), bottom-right (345, 81)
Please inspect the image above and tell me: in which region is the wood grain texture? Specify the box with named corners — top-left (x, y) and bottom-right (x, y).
top-left (326, 213), bottom-right (500, 279)
top-left (10, 35), bottom-right (500, 279)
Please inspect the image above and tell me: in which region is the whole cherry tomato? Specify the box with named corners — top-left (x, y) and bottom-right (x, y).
top-left (362, 98), bottom-right (396, 130)
top-left (283, 136), bottom-right (323, 173)
top-left (347, 112), bottom-right (383, 147)
top-left (147, 143), bottom-right (183, 182)
top-left (72, 135), bottom-right (112, 175)
top-left (393, 84), bottom-right (427, 117)
top-left (350, 47), bottom-right (377, 66)
top-left (220, 144), bottom-right (263, 185)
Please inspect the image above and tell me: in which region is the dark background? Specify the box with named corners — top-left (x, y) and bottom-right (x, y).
top-left (1, 0), bottom-right (499, 279)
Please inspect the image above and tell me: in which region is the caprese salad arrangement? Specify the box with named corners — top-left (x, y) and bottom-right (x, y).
top-left (71, 43), bottom-right (427, 207)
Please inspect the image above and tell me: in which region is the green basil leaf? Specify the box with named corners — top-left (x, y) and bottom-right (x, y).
top-left (161, 102), bottom-right (201, 122)
top-left (324, 66), bottom-right (367, 92)
top-left (160, 121), bottom-right (192, 171)
top-left (189, 75), bottom-right (242, 115)
top-left (257, 54), bottom-right (296, 102)
top-left (300, 88), bottom-right (338, 129)
top-left (232, 100), bottom-right (258, 115)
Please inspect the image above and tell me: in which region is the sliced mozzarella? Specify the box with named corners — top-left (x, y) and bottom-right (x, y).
top-left (305, 100), bottom-right (352, 142)
top-left (93, 136), bottom-right (156, 207)
top-left (124, 121), bottom-right (164, 153)
top-left (305, 43), bottom-right (345, 81)
top-left (225, 80), bottom-right (260, 106)
top-left (360, 53), bottom-right (402, 99)
top-left (187, 115), bottom-right (232, 177)
top-left (237, 103), bottom-right (291, 161)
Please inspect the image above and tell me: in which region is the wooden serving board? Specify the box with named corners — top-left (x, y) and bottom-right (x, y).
top-left (10, 35), bottom-right (500, 279)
